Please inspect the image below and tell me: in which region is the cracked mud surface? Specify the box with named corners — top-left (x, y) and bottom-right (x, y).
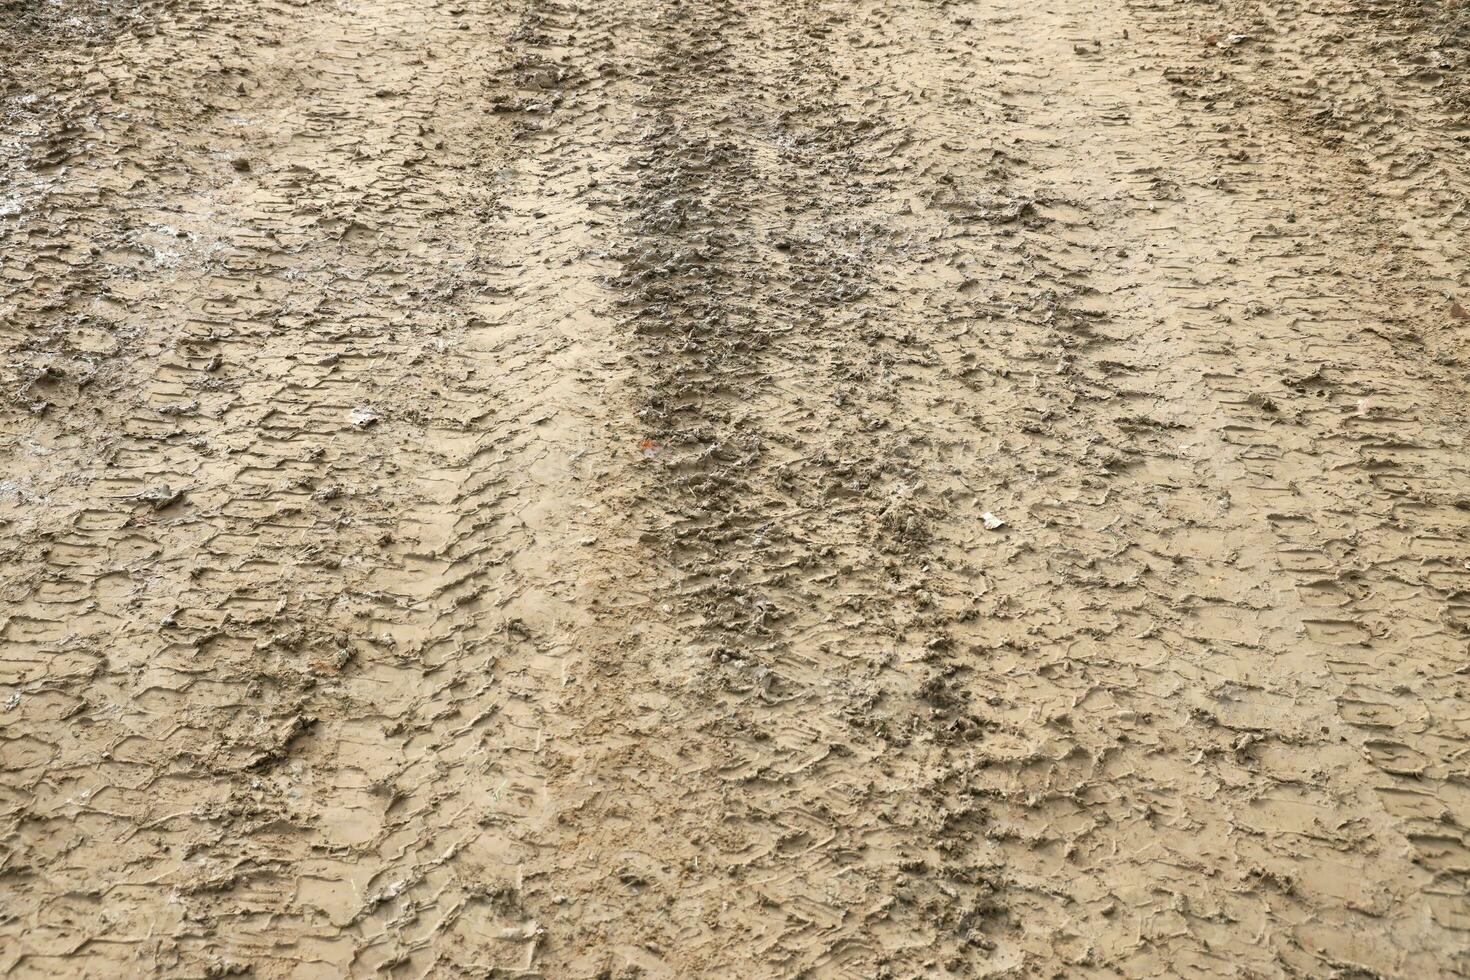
top-left (3, 0), bottom-right (1470, 975)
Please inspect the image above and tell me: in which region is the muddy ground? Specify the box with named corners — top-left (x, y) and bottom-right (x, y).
top-left (2, 0), bottom-right (1469, 975)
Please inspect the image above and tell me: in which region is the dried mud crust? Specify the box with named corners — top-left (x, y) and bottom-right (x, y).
top-left (2, 0), bottom-right (1469, 977)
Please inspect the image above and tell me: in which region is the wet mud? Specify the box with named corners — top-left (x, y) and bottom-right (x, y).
top-left (3, 0), bottom-right (1469, 975)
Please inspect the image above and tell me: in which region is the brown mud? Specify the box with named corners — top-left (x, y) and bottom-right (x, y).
top-left (3, 0), bottom-right (1469, 975)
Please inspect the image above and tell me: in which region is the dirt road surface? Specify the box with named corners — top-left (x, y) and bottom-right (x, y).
top-left (3, 0), bottom-right (1469, 975)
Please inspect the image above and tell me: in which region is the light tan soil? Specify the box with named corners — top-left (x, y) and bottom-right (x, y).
top-left (3, 0), bottom-right (1469, 975)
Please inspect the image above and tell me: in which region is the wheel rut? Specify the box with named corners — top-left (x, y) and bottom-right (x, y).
top-left (2, 0), bottom-right (1468, 976)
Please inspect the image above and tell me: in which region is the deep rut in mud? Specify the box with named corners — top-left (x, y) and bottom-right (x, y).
top-left (3, 0), bottom-right (1470, 976)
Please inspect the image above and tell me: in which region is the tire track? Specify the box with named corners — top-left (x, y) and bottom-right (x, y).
top-left (1, 0), bottom-right (640, 974)
top-left (4, 0), bottom-right (1470, 975)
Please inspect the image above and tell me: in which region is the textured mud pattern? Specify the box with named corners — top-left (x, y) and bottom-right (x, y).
top-left (3, 0), bottom-right (1469, 975)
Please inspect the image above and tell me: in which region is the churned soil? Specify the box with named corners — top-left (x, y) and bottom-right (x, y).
top-left (3, 0), bottom-right (1469, 975)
